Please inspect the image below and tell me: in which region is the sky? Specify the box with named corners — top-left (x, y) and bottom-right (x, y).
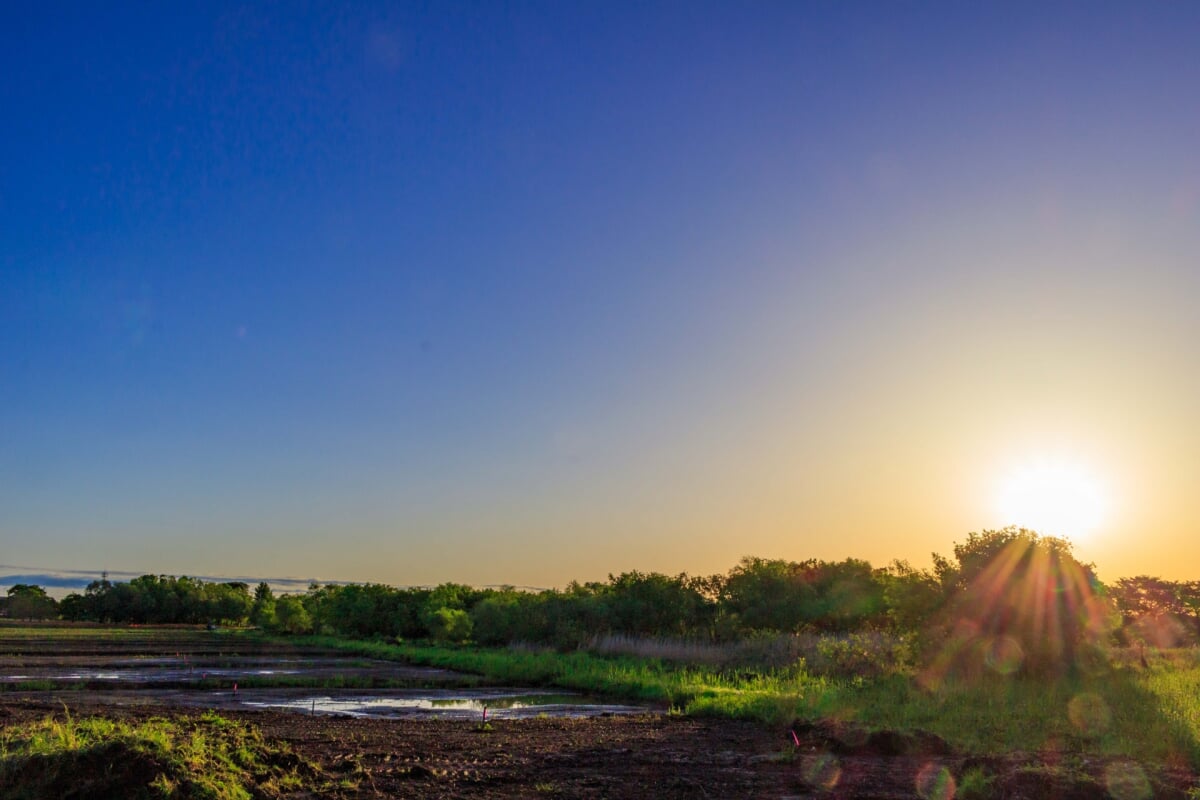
top-left (3, 2), bottom-right (1200, 590)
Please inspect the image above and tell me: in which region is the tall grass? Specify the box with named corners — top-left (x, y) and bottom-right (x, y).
top-left (1140, 656), bottom-right (1200, 766)
top-left (290, 634), bottom-right (830, 711)
top-left (585, 631), bottom-right (909, 675)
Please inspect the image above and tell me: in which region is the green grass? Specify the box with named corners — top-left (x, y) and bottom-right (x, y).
top-left (0, 710), bottom-right (316, 799)
top-left (829, 671), bottom-right (1199, 764)
top-left (289, 634), bottom-right (831, 710)
top-left (0, 681), bottom-right (58, 693)
top-left (179, 673), bottom-right (468, 691)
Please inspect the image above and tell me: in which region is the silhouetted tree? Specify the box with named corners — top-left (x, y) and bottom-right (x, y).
top-left (5, 585), bottom-right (58, 619)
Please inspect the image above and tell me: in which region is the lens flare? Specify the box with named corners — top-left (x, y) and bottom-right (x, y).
top-left (915, 762), bottom-right (956, 800)
top-left (982, 635), bottom-right (1024, 675)
top-left (801, 753), bottom-right (841, 790)
top-left (1067, 693), bottom-right (1111, 736)
top-left (921, 532), bottom-right (1110, 681)
top-left (1104, 761), bottom-right (1151, 800)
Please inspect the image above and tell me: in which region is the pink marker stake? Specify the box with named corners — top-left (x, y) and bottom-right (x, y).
top-left (233, 682), bottom-right (238, 697)
top-left (790, 729), bottom-right (801, 747)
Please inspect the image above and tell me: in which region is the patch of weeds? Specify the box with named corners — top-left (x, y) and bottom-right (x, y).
top-left (0, 711), bottom-right (323, 799)
top-left (10, 681), bottom-right (56, 692)
top-left (199, 709), bottom-right (234, 729)
top-left (957, 765), bottom-right (994, 800)
top-left (761, 747), bottom-right (797, 764)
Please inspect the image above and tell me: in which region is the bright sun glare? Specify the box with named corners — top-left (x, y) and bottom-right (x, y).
top-left (996, 460), bottom-right (1108, 540)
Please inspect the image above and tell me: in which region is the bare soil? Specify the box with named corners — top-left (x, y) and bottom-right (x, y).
top-left (4, 695), bottom-right (1197, 799)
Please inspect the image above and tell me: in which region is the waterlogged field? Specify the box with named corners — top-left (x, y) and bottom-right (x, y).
top-left (0, 624), bottom-right (644, 719)
top-left (3, 623), bottom-right (1200, 798)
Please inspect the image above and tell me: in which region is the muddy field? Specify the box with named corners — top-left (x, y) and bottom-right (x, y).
top-left (0, 630), bottom-right (455, 689)
top-left (2, 625), bottom-right (1198, 798)
top-left (7, 694), bottom-right (1197, 799)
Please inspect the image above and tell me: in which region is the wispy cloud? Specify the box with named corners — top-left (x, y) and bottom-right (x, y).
top-left (0, 565), bottom-right (550, 599)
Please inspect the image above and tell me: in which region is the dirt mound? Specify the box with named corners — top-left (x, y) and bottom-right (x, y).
top-left (0, 739), bottom-right (317, 800)
top-left (991, 762), bottom-right (1193, 800)
top-left (2, 742), bottom-right (176, 800)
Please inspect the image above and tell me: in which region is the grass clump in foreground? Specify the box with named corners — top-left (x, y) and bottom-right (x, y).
top-left (286, 633), bottom-right (1200, 767)
top-left (0, 709), bottom-right (317, 799)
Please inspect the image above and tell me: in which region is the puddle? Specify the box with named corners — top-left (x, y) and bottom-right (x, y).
top-left (1, 668), bottom-right (305, 681)
top-left (27, 685), bottom-right (655, 719)
top-left (233, 688), bottom-right (651, 719)
top-left (0, 657), bottom-right (452, 684)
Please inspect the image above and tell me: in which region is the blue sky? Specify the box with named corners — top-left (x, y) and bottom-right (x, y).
top-left (4, 2), bottom-right (1200, 587)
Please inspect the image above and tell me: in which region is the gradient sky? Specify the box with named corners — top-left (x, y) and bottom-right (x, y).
top-left (4, 2), bottom-right (1200, 589)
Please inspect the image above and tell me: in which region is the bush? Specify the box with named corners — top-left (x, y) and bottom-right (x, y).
top-left (271, 596), bottom-right (313, 635)
top-left (427, 607), bottom-right (472, 643)
top-left (810, 631), bottom-right (911, 678)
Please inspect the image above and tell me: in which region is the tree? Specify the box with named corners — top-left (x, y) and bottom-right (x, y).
top-left (272, 595), bottom-right (313, 635)
top-left (5, 585), bottom-right (58, 620)
top-left (718, 557), bottom-right (887, 634)
top-left (1110, 576), bottom-right (1196, 647)
top-left (470, 594), bottom-right (523, 646)
top-left (929, 527), bottom-right (1111, 677)
top-left (720, 557), bottom-right (815, 633)
top-left (604, 571), bottom-right (709, 638)
top-left (881, 560), bottom-right (943, 632)
top-left (250, 582), bottom-right (276, 628)
top-left (205, 582), bottom-right (252, 625)
top-left (427, 607), bottom-right (473, 642)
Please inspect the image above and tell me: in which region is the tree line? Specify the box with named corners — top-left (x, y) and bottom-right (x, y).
top-left (7, 528), bottom-right (1200, 671)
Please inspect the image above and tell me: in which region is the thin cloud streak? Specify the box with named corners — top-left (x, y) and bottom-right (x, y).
top-left (0, 564), bottom-right (549, 598)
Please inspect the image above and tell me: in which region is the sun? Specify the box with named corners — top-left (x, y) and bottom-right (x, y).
top-left (995, 460), bottom-right (1108, 540)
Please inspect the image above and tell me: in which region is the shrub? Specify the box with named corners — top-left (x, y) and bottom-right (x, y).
top-left (427, 607), bottom-right (472, 643)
